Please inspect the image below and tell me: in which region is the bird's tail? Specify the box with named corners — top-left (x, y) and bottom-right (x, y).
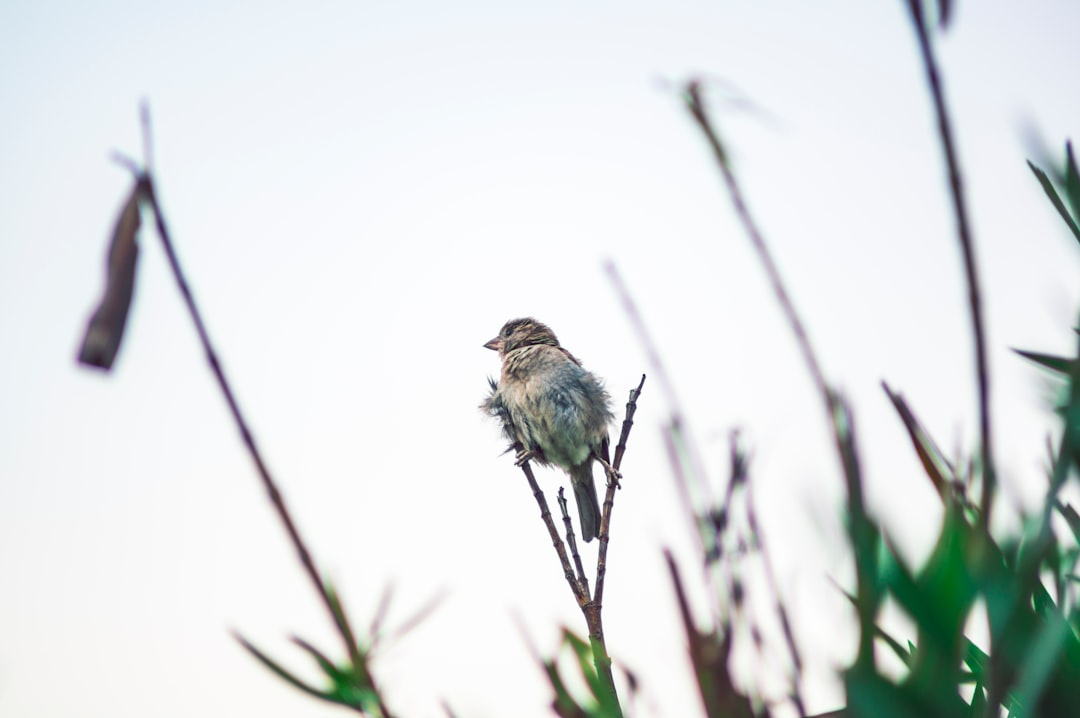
top-left (570, 462), bottom-right (602, 542)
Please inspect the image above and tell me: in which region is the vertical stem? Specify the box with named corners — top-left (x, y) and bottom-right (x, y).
top-left (139, 176), bottom-right (364, 670)
top-left (904, 0), bottom-right (994, 531)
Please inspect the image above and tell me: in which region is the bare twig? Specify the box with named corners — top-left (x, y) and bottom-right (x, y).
top-left (665, 549), bottom-right (756, 718)
top-left (594, 375), bottom-right (646, 608)
top-left (367, 583), bottom-right (396, 647)
top-left (747, 479), bottom-right (806, 716)
top-left (145, 180), bottom-right (331, 625)
top-left (382, 588), bottom-right (450, 646)
top-left (606, 260), bottom-right (715, 542)
top-left (558, 487), bottom-right (591, 594)
top-left (141, 175), bottom-right (392, 715)
top-left (684, 81), bottom-right (878, 676)
top-left (611, 374), bottom-right (646, 471)
top-left (140, 100), bottom-right (154, 174)
top-left (494, 356), bottom-right (643, 716)
top-left (517, 449), bottom-right (588, 602)
top-left (143, 177), bottom-right (359, 651)
top-left (684, 81), bottom-right (828, 405)
top-left (78, 105), bottom-right (408, 715)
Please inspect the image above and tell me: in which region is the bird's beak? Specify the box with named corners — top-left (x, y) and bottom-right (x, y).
top-left (484, 336), bottom-right (502, 352)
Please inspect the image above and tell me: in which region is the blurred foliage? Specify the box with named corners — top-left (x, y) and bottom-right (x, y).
top-left (78, 3), bottom-right (1080, 716)
top-left (834, 145), bottom-right (1080, 718)
top-left (540, 629), bottom-right (636, 718)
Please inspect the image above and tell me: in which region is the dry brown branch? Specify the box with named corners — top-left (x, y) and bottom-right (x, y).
top-left (558, 487), bottom-right (592, 595)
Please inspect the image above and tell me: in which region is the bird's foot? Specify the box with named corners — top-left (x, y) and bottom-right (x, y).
top-left (598, 457), bottom-right (622, 488)
top-left (514, 448), bottom-right (538, 466)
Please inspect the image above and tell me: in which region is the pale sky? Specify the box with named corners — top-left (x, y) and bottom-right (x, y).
top-left (2, 1), bottom-right (1079, 717)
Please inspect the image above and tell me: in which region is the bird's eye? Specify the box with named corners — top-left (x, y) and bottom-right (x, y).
top-left (502, 326), bottom-right (513, 338)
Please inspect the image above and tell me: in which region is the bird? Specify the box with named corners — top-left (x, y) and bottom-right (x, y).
top-left (482, 317), bottom-right (615, 542)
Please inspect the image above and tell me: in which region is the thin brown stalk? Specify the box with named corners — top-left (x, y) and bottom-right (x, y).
top-left (518, 451), bottom-right (587, 602)
top-left (594, 374), bottom-right (645, 610)
top-left (144, 180), bottom-right (344, 648)
top-left (137, 174), bottom-right (392, 715)
top-left (586, 378), bottom-right (645, 717)
top-left (558, 487), bottom-right (592, 594)
top-left (903, 1), bottom-right (993, 530)
top-left (684, 81), bottom-right (878, 675)
top-left (611, 374), bottom-right (646, 472)
top-left (507, 373), bottom-right (643, 716)
top-left (684, 82), bottom-right (828, 406)
top-left (747, 481), bottom-right (806, 717)
top-left (605, 260), bottom-right (715, 537)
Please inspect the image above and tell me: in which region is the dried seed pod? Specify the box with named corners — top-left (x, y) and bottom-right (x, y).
top-left (77, 185), bottom-right (141, 370)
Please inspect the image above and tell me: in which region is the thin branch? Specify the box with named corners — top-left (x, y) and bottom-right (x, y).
top-left (558, 487), bottom-right (592, 594)
top-left (606, 259), bottom-right (716, 540)
top-left (517, 450), bottom-right (588, 603)
top-left (383, 588), bottom-right (450, 645)
top-left (141, 178), bottom-right (350, 645)
top-left (137, 174), bottom-right (393, 716)
top-left (747, 477), bottom-right (806, 717)
top-left (594, 376), bottom-right (645, 610)
top-left (140, 100), bottom-right (154, 174)
top-left (684, 81), bottom-right (829, 406)
top-left (684, 81), bottom-right (878, 674)
top-left (494, 365), bottom-right (642, 716)
top-left (611, 374), bottom-right (646, 471)
top-left (367, 583), bottom-right (396, 648)
top-left (904, 0), bottom-right (994, 530)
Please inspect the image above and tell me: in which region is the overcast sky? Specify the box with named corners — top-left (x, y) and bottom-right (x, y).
top-left (2, 1), bottom-right (1079, 717)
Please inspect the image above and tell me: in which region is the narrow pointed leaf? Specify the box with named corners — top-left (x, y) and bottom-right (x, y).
top-left (324, 577), bottom-right (363, 666)
top-left (1056, 503), bottom-right (1080, 544)
top-left (1027, 160), bottom-right (1080, 245)
top-left (233, 632), bottom-right (344, 706)
top-left (963, 638), bottom-right (989, 679)
top-left (291, 636), bottom-right (347, 683)
top-left (838, 589), bottom-right (912, 666)
top-left (1014, 349), bottom-right (1075, 376)
top-left (970, 679), bottom-right (987, 715)
top-left (1011, 612), bottom-right (1076, 715)
top-left (544, 660), bottom-right (590, 718)
top-left (1063, 141), bottom-right (1080, 223)
top-left (562, 630), bottom-right (607, 707)
top-left (883, 382), bottom-right (952, 498)
top-left (877, 626), bottom-right (912, 667)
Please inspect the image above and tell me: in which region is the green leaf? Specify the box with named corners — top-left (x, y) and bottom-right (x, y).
top-left (846, 662), bottom-right (946, 718)
top-left (969, 679), bottom-right (986, 716)
top-left (880, 629), bottom-right (913, 667)
top-left (1058, 504), bottom-right (1080, 545)
top-left (964, 638), bottom-right (989, 671)
top-left (1063, 141), bottom-right (1080, 224)
top-left (323, 576), bottom-right (365, 668)
top-left (233, 632), bottom-right (347, 706)
top-left (290, 635), bottom-right (371, 707)
top-left (882, 382), bottom-right (953, 500)
top-left (544, 660), bottom-right (589, 718)
top-left (1010, 611), bottom-right (1078, 716)
top-left (291, 636), bottom-right (342, 680)
top-left (1013, 349), bottom-right (1075, 376)
top-left (1032, 582), bottom-right (1058, 617)
top-left (1027, 159), bottom-right (1080, 245)
top-left (878, 508), bottom-right (977, 705)
top-left (560, 630), bottom-right (623, 718)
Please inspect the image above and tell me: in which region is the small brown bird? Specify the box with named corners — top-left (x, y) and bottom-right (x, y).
top-left (482, 318), bottom-right (615, 542)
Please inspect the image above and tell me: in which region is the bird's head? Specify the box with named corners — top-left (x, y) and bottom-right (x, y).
top-left (484, 317), bottom-right (560, 357)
